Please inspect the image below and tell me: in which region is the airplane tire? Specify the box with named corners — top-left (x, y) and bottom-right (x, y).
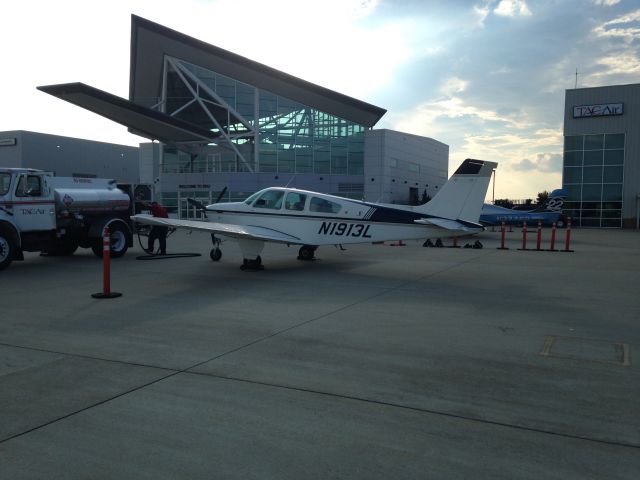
top-left (210, 248), bottom-right (222, 261)
top-left (240, 257), bottom-right (263, 271)
top-left (298, 245), bottom-right (315, 261)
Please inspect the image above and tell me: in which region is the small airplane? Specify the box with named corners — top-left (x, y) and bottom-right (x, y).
top-left (131, 158), bottom-right (497, 270)
top-left (479, 188), bottom-right (567, 227)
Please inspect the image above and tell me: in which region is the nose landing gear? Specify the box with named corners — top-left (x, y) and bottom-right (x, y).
top-left (210, 234), bottom-right (222, 262)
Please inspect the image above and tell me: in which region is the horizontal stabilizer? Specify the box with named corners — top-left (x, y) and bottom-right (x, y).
top-left (414, 218), bottom-right (483, 231)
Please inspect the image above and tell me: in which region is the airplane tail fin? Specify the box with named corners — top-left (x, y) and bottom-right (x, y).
top-left (530, 188), bottom-right (567, 213)
top-left (415, 159), bottom-right (497, 223)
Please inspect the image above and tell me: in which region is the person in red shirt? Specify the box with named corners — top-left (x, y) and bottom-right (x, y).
top-left (147, 201), bottom-right (169, 255)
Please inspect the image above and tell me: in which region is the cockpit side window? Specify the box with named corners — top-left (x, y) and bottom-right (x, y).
top-left (309, 197), bottom-right (342, 214)
top-left (285, 192), bottom-right (307, 211)
top-left (0, 173), bottom-right (10, 196)
top-left (253, 189), bottom-right (284, 209)
top-left (16, 175), bottom-right (42, 197)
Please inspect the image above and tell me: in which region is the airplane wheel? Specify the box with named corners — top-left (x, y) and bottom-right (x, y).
top-left (298, 245), bottom-right (315, 261)
top-left (210, 248), bottom-right (222, 261)
top-left (240, 257), bottom-right (264, 271)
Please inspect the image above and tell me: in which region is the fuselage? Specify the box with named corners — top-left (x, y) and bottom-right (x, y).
top-left (480, 203), bottom-right (562, 226)
top-left (205, 187), bottom-right (481, 245)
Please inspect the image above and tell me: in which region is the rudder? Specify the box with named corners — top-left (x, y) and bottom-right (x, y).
top-left (416, 159), bottom-right (497, 222)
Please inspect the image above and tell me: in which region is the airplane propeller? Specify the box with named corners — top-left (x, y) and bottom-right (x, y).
top-left (186, 187), bottom-right (228, 220)
top-left (187, 198), bottom-right (208, 219)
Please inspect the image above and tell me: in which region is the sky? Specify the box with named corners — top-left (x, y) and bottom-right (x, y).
top-left (2, 0), bottom-right (639, 199)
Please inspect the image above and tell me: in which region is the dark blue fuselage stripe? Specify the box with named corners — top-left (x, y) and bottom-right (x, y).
top-left (210, 209), bottom-right (430, 225)
top-left (208, 208), bottom-right (481, 228)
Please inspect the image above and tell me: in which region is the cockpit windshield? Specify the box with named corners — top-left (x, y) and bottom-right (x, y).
top-left (253, 189), bottom-right (284, 209)
top-left (244, 190), bottom-right (264, 205)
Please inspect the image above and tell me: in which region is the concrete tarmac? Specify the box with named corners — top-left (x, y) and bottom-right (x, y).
top-left (1, 227), bottom-right (639, 479)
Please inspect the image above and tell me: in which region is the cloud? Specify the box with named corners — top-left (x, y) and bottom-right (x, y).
top-left (512, 153), bottom-right (562, 172)
top-left (439, 77), bottom-right (469, 96)
top-left (473, 3), bottom-right (491, 27)
top-left (593, 9), bottom-right (640, 41)
top-left (494, 0), bottom-right (532, 17)
top-left (590, 53), bottom-right (640, 80)
top-left (593, 0), bottom-right (621, 5)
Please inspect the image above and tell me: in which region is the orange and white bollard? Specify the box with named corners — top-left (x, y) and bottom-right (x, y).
top-left (92, 227), bottom-right (122, 299)
top-left (497, 222), bottom-right (509, 250)
top-left (548, 222), bottom-right (557, 252)
top-left (562, 217), bottom-right (574, 252)
top-left (518, 221), bottom-right (528, 250)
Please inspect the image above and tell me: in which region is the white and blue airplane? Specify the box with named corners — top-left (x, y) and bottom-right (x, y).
top-left (131, 158), bottom-right (497, 269)
top-left (479, 188), bottom-right (567, 227)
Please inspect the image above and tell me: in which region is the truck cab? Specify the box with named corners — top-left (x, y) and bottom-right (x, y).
top-left (5, 169), bottom-right (57, 232)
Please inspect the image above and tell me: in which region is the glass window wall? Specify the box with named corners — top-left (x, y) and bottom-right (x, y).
top-left (563, 133), bottom-right (624, 227)
top-left (160, 59), bottom-right (369, 218)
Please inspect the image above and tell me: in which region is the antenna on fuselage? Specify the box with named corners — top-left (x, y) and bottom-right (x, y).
top-left (284, 175), bottom-right (296, 188)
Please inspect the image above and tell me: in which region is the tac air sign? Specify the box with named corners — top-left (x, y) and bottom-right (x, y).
top-left (573, 103), bottom-right (623, 119)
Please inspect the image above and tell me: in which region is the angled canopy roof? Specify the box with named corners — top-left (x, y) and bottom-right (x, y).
top-left (37, 83), bottom-right (218, 143)
top-left (130, 15), bottom-right (387, 128)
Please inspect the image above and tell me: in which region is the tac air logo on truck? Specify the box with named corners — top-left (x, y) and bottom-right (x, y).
top-left (318, 221), bottom-right (372, 238)
top-left (20, 208), bottom-right (47, 215)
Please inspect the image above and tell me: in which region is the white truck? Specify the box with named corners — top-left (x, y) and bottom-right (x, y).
top-left (0, 168), bottom-right (133, 270)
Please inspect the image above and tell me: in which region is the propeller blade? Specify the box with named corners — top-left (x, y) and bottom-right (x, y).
top-left (186, 198), bottom-right (208, 219)
top-left (187, 198), bottom-right (206, 210)
top-left (215, 187), bottom-right (228, 204)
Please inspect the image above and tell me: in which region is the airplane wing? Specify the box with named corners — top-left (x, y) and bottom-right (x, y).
top-left (414, 218), bottom-right (483, 231)
top-left (131, 214), bottom-right (302, 244)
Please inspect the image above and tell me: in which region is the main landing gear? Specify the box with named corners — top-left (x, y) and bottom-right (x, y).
top-left (209, 236), bottom-right (318, 270)
top-left (297, 245), bottom-right (317, 261)
top-left (210, 234), bottom-right (222, 262)
top-left (240, 256), bottom-right (263, 271)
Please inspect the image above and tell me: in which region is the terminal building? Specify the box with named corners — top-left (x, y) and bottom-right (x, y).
top-left (563, 83), bottom-right (640, 228)
top-left (0, 130), bottom-right (154, 211)
top-left (0, 130), bottom-right (140, 182)
top-left (33, 15), bottom-right (448, 219)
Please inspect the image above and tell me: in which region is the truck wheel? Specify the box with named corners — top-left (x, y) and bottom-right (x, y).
top-left (0, 230), bottom-right (16, 271)
top-left (91, 224), bottom-right (130, 258)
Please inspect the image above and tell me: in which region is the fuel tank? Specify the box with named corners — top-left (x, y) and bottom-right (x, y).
top-left (54, 187), bottom-right (130, 213)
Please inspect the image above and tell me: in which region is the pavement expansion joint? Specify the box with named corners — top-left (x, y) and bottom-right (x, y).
top-left (540, 335), bottom-right (631, 367)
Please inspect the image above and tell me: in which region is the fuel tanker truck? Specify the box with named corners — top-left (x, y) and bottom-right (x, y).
top-left (0, 167), bottom-right (133, 270)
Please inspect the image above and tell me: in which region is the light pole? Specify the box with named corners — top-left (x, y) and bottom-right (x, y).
top-left (492, 168), bottom-right (496, 204)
